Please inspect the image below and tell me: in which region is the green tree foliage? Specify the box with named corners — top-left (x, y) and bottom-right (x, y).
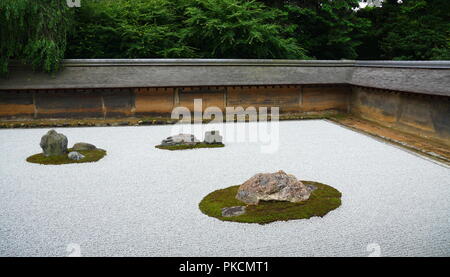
top-left (0, 0), bottom-right (73, 74)
top-left (67, 0), bottom-right (196, 58)
top-left (2, 0), bottom-right (449, 75)
top-left (180, 0), bottom-right (305, 58)
top-left (356, 0), bottom-right (450, 60)
top-left (67, 0), bottom-right (306, 59)
top-left (263, 0), bottom-right (370, 59)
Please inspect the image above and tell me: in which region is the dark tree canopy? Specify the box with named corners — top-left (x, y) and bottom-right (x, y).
top-left (66, 0), bottom-right (306, 60)
top-left (178, 0), bottom-right (306, 59)
top-left (282, 0), bottom-right (368, 59)
top-left (356, 0), bottom-right (450, 60)
top-left (1, 0), bottom-right (449, 74)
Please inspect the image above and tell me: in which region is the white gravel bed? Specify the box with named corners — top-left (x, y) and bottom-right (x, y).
top-left (0, 120), bottom-right (449, 257)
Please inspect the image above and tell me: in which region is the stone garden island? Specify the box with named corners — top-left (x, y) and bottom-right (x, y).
top-left (156, 131), bottom-right (224, 150)
top-left (26, 130), bottom-right (106, 165)
top-left (199, 170), bottom-right (342, 224)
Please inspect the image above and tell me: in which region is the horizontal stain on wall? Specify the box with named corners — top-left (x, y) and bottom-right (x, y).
top-left (35, 90), bottom-right (104, 118)
top-left (178, 87), bottom-right (226, 111)
top-left (302, 86), bottom-right (350, 112)
top-left (102, 89), bottom-right (134, 117)
top-left (134, 88), bottom-right (174, 115)
top-left (0, 91), bottom-right (35, 118)
top-left (227, 86), bottom-right (302, 113)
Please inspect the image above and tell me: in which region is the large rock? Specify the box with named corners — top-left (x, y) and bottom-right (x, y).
top-left (68, 151), bottom-right (85, 161)
top-left (236, 170), bottom-right (312, 205)
top-left (72, 142), bottom-right (97, 151)
top-left (40, 130), bottom-right (68, 157)
top-left (204, 130), bottom-right (223, 144)
top-left (160, 134), bottom-right (200, 146)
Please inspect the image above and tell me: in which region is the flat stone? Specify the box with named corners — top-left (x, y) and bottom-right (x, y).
top-left (40, 130), bottom-right (68, 157)
top-left (236, 170), bottom-right (311, 205)
top-left (306, 184), bottom-right (317, 192)
top-left (68, 151), bottom-right (85, 161)
top-left (160, 134), bottom-right (200, 146)
top-left (221, 206), bottom-right (246, 217)
top-left (72, 142), bottom-right (97, 151)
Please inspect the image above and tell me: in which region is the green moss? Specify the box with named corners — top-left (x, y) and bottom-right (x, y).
top-left (199, 181), bottom-right (342, 224)
top-left (155, 143), bottom-right (225, 151)
top-left (26, 148), bottom-right (107, 165)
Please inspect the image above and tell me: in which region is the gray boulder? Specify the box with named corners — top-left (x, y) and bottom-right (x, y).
top-left (221, 206), bottom-right (246, 217)
top-left (72, 142), bottom-right (97, 151)
top-left (40, 130), bottom-right (68, 157)
top-left (68, 151), bottom-right (85, 161)
top-left (236, 170), bottom-right (312, 205)
top-left (204, 130), bottom-right (223, 144)
top-left (160, 134), bottom-right (200, 146)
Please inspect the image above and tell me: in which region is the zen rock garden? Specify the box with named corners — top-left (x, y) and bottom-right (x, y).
top-left (26, 130), bottom-right (106, 165)
top-left (199, 170), bottom-right (342, 224)
top-left (156, 131), bottom-right (224, 150)
top-left (25, 129), bottom-right (341, 225)
top-left (154, 130), bottom-right (342, 223)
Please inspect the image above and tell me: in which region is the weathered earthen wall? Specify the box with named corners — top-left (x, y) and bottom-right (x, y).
top-left (0, 90), bottom-right (35, 118)
top-left (0, 85), bottom-right (351, 119)
top-left (302, 86), bottom-right (350, 112)
top-left (178, 87), bottom-right (227, 111)
top-left (1, 60), bottom-right (449, 146)
top-left (1, 84), bottom-right (449, 147)
top-left (135, 88), bottom-right (174, 115)
top-left (0, 89), bottom-right (135, 119)
top-left (351, 86), bottom-right (450, 146)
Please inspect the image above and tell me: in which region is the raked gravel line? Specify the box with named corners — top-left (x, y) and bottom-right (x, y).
top-left (0, 120), bottom-right (449, 257)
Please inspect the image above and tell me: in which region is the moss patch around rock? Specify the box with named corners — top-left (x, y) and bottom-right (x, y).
top-left (155, 143), bottom-right (225, 151)
top-left (199, 181), bottom-right (342, 224)
top-left (26, 148), bottom-right (107, 165)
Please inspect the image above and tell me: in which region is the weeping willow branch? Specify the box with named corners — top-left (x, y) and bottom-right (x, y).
top-left (0, 0), bottom-right (73, 75)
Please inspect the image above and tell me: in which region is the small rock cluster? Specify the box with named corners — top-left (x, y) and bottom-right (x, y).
top-left (160, 134), bottom-right (200, 146)
top-left (159, 131), bottom-right (223, 147)
top-left (39, 129), bottom-right (98, 161)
